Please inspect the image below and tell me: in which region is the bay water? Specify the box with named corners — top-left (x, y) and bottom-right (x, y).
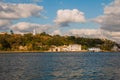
top-left (0, 52), bottom-right (120, 80)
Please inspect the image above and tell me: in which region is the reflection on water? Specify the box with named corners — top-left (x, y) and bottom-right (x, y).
top-left (0, 52), bottom-right (120, 80)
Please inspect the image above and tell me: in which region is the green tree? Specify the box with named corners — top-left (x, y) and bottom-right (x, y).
top-left (0, 35), bottom-right (11, 50)
top-left (10, 30), bottom-right (14, 35)
top-left (101, 40), bottom-right (114, 51)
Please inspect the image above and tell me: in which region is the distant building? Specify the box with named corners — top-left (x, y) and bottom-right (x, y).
top-left (67, 44), bottom-right (82, 51)
top-left (19, 46), bottom-right (28, 51)
top-left (49, 45), bottom-right (67, 52)
top-left (49, 44), bottom-right (82, 52)
top-left (88, 47), bottom-right (101, 52)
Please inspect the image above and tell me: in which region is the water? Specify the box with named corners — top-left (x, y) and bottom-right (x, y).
top-left (0, 52), bottom-right (120, 80)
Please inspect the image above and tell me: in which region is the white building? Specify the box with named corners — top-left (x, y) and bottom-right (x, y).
top-left (67, 44), bottom-right (81, 51)
top-left (88, 47), bottom-right (101, 52)
top-left (49, 44), bottom-right (82, 52)
top-left (19, 46), bottom-right (28, 51)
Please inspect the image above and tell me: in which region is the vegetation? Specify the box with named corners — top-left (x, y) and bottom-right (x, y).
top-left (0, 32), bottom-right (115, 51)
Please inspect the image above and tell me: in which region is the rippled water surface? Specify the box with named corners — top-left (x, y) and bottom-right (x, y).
top-left (0, 52), bottom-right (120, 80)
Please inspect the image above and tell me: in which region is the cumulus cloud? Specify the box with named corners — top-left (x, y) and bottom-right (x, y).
top-left (0, 2), bottom-right (44, 31)
top-left (0, 20), bottom-right (11, 27)
top-left (54, 9), bottom-right (85, 26)
top-left (67, 29), bottom-right (103, 38)
top-left (11, 22), bottom-right (53, 33)
top-left (0, 20), bottom-right (11, 30)
top-left (101, 30), bottom-right (120, 43)
top-left (93, 0), bottom-right (120, 43)
top-left (0, 3), bottom-right (43, 19)
top-left (94, 0), bottom-right (120, 32)
top-left (66, 28), bottom-right (120, 43)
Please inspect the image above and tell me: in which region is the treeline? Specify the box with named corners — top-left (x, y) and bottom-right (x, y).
top-left (0, 32), bottom-right (115, 51)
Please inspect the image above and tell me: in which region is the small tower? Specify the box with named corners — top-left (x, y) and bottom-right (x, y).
top-left (33, 28), bottom-right (36, 35)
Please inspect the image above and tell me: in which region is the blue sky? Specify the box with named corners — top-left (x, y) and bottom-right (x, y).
top-left (0, 0), bottom-right (120, 43)
top-left (4, 0), bottom-right (112, 25)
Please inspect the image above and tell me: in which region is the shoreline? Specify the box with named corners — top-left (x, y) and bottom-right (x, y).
top-left (0, 51), bottom-right (47, 53)
top-left (0, 50), bottom-right (118, 53)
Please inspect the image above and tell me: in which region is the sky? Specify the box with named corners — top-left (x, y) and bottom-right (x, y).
top-left (0, 0), bottom-right (120, 43)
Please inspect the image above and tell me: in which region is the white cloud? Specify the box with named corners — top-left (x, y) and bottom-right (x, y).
top-left (54, 9), bottom-right (85, 26)
top-left (100, 30), bottom-right (120, 43)
top-left (0, 2), bottom-right (44, 31)
top-left (0, 20), bottom-right (11, 30)
top-left (94, 0), bottom-right (120, 32)
top-left (0, 3), bottom-right (43, 19)
top-left (11, 22), bottom-right (53, 33)
top-left (67, 29), bottom-right (103, 38)
top-left (66, 28), bottom-right (120, 43)
top-left (93, 0), bottom-right (120, 43)
top-left (51, 30), bottom-right (61, 35)
top-left (0, 20), bottom-right (11, 26)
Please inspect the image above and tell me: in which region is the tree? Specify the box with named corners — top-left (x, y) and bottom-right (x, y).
top-left (10, 30), bottom-right (14, 35)
top-left (101, 40), bottom-right (115, 51)
top-left (0, 36), bottom-right (11, 50)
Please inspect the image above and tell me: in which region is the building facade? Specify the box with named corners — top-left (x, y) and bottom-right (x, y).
top-left (88, 47), bottom-right (101, 52)
top-left (49, 44), bottom-right (82, 52)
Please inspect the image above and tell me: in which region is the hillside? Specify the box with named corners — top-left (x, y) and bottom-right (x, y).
top-left (0, 32), bottom-right (115, 51)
